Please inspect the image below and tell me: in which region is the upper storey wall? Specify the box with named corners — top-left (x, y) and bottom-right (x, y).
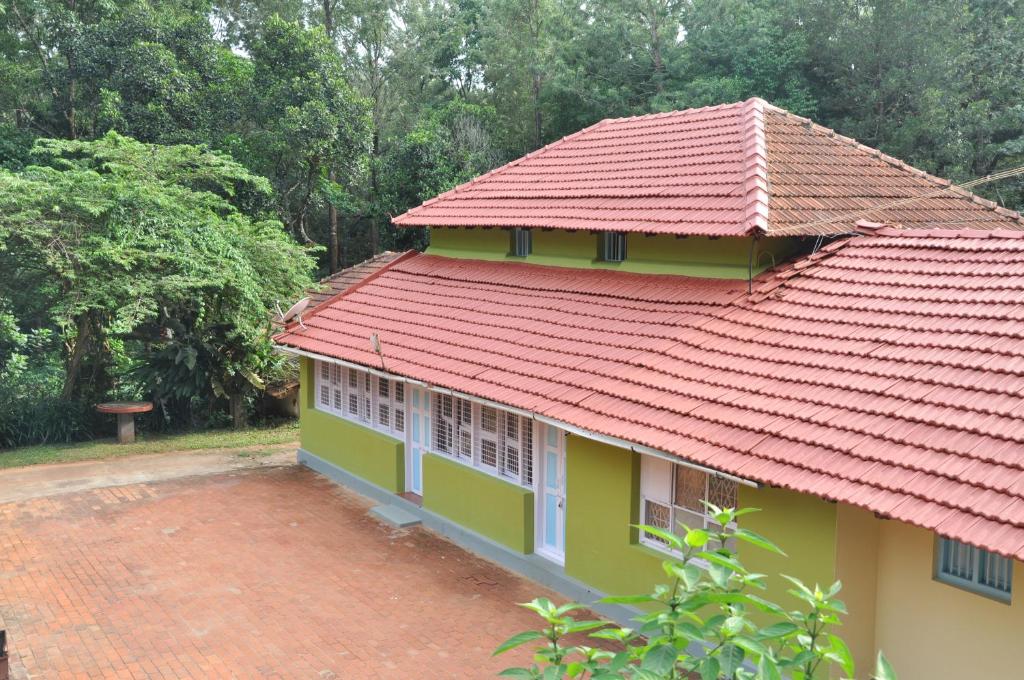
top-left (426, 227), bottom-right (800, 279)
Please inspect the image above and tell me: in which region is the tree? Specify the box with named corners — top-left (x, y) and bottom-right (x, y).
top-left (1, 0), bottom-right (244, 145)
top-left (237, 16), bottom-right (371, 249)
top-left (0, 132), bottom-right (316, 427)
top-left (496, 506), bottom-right (898, 679)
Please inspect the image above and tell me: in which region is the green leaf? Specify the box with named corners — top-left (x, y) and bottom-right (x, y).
top-left (700, 656), bottom-right (721, 680)
top-left (635, 524), bottom-right (684, 550)
top-left (685, 528), bottom-right (710, 548)
top-left (828, 633), bottom-right (855, 678)
top-left (756, 622), bottom-right (799, 639)
top-left (874, 652), bottom-right (898, 680)
top-left (497, 669), bottom-right (535, 678)
top-left (493, 631), bottom-right (545, 656)
top-left (640, 643), bottom-right (678, 674)
top-left (758, 655), bottom-right (783, 680)
top-left (734, 528), bottom-right (787, 556)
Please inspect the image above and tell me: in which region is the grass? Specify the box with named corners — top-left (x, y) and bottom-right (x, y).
top-left (0, 421), bottom-right (300, 470)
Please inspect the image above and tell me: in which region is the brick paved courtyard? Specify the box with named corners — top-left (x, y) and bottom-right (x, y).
top-left (0, 464), bottom-right (577, 679)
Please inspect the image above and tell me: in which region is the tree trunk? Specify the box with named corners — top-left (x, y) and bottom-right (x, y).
top-left (328, 168), bottom-right (340, 272)
top-left (370, 129), bottom-right (381, 255)
top-left (229, 393), bottom-right (246, 430)
top-left (62, 315), bottom-right (91, 400)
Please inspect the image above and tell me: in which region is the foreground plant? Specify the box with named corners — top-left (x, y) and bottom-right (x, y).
top-left (496, 506), bottom-right (896, 679)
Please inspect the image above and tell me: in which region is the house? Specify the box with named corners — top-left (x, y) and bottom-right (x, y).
top-left (274, 99), bottom-right (1024, 679)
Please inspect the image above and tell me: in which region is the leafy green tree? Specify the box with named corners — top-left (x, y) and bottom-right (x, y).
top-left (236, 16), bottom-right (371, 253)
top-left (496, 507), bottom-right (897, 679)
top-left (0, 0), bottom-right (243, 145)
top-left (0, 132), bottom-right (316, 429)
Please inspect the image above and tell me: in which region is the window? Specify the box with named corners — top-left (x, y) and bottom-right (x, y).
top-left (510, 228), bottom-right (532, 257)
top-left (639, 455), bottom-right (738, 553)
top-left (936, 537), bottom-right (1012, 602)
top-left (314, 360), bottom-right (405, 438)
top-left (599, 231), bottom-right (626, 262)
top-left (432, 393), bottom-right (534, 488)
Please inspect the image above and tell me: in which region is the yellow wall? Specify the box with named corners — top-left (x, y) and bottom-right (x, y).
top-left (426, 227), bottom-right (801, 279)
top-left (834, 504), bottom-right (881, 676)
top-left (873, 521), bottom-right (1024, 680)
top-left (737, 486), bottom-right (839, 612)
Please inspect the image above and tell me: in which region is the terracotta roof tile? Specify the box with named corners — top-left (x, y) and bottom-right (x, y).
top-left (392, 99), bottom-right (1024, 237)
top-left (276, 231), bottom-right (1024, 560)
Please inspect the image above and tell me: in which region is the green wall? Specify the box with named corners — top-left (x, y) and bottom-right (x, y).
top-left (564, 436), bottom-right (667, 595)
top-left (427, 227), bottom-right (801, 279)
top-left (736, 484), bottom-right (838, 610)
top-left (298, 358), bottom-right (405, 492)
top-left (563, 435), bottom-right (839, 608)
top-left (423, 453), bottom-right (535, 553)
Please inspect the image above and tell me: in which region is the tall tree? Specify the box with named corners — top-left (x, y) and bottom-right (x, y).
top-left (239, 17), bottom-right (371, 246)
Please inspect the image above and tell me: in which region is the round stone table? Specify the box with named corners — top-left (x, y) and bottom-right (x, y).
top-left (95, 401), bottom-right (153, 444)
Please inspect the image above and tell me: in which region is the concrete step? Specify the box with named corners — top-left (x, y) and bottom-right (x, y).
top-left (370, 503), bottom-right (422, 528)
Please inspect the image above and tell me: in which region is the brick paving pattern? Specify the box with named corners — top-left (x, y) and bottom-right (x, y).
top-left (0, 466), bottom-right (579, 679)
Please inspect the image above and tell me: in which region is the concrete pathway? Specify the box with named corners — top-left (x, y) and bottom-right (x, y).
top-left (0, 444), bottom-right (297, 503)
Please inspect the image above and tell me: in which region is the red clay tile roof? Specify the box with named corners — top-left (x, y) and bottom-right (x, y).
top-left (276, 232), bottom-right (1024, 559)
top-left (393, 98), bottom-right (1024, 237)
top-left (308, 251), bottom-right (408, 309)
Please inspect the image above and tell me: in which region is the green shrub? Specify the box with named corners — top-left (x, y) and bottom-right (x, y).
top-left (496, 506), bottom-right (897, 680)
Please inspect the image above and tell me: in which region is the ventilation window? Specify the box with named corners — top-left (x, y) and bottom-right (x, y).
top-left (599, 232), bottom-right (626, 262)
top-left (510, 228), bottom-right (532, 257)
top-left (936, 537), bottom-right (1012, 602)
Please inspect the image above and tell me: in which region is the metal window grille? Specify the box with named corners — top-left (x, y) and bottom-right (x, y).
top-left (641, 461), bottom-right (738, 553)
top-left (938, 537), bottom-right (1012, 599)
top-left (479, 406), bottom-right (499, 467)
top-left (456, 398), bottom-right (473, 460)
top-left (600, 231), bottom-right (626, 262)
top-left (643, 500), bottom-right (671, 544)
top-left (347, 369), bottom-right (360, 416)
top-left (331, 364), bottom-right (344, 411)
top-left (377, 377), bottom-right (391, 428)
top-left (433, 393), bottom-right (454, 454)
top-left (319, 362), bottom-right (331, 407)
top-left (510, 228), bottom-right (532, 256)
top-left (521, 419), bottom-right (534, 486)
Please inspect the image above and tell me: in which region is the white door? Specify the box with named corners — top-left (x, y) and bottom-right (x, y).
top-left (406, 386), bottom-right (429, 495)
top-left (537, 424), bottom-right (566, 563)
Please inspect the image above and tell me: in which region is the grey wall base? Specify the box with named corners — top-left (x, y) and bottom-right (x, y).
top-left (298, 448), bottom-right (641, 627)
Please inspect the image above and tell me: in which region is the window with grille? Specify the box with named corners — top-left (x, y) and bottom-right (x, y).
top-left (510, 228), bottom-right (532, 257)
top-left (314, 360), bottom-right (406, 439)
top-left (639, 455), bottom-right (738, 553)
top-left (936, 537), bottom-right (1012, 602)
top-left (599, 231), bottom-right (626, 262)
top-left (430, 392), bottom-right (534, 488)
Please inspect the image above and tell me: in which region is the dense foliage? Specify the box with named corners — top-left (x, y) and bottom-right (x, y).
top-left (1, 0), bottom-right (1023, 444)
top-left (0, 134), bottom-right (315, 445)
top-left (496, 507), bottom-right (898, 679)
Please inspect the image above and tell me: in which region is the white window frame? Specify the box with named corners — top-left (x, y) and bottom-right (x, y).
top-left (935, 536), bottom-right (1013, 603)
top-left (314, 360), bottom-right (405, 440)
top-left (432, 392), bottom-right (535, 489)
top-left (639, 455), bottom-right (738, 556)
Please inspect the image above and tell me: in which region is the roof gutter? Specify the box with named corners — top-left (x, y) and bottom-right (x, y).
top-left (276, 346), bottom-right (760, 489)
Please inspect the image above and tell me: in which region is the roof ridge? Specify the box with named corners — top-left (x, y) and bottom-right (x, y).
top-left (765, 109), bottom-right (1024, 231)
top-left (740, 98), bottom-right (770, 235)
top-left (599, 98), bottom-right (752, 125)
top-left (392, 118), bottom-right (615, 224)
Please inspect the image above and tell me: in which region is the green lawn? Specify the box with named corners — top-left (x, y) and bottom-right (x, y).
top-left (0, 421), bottom-right (300, 470)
